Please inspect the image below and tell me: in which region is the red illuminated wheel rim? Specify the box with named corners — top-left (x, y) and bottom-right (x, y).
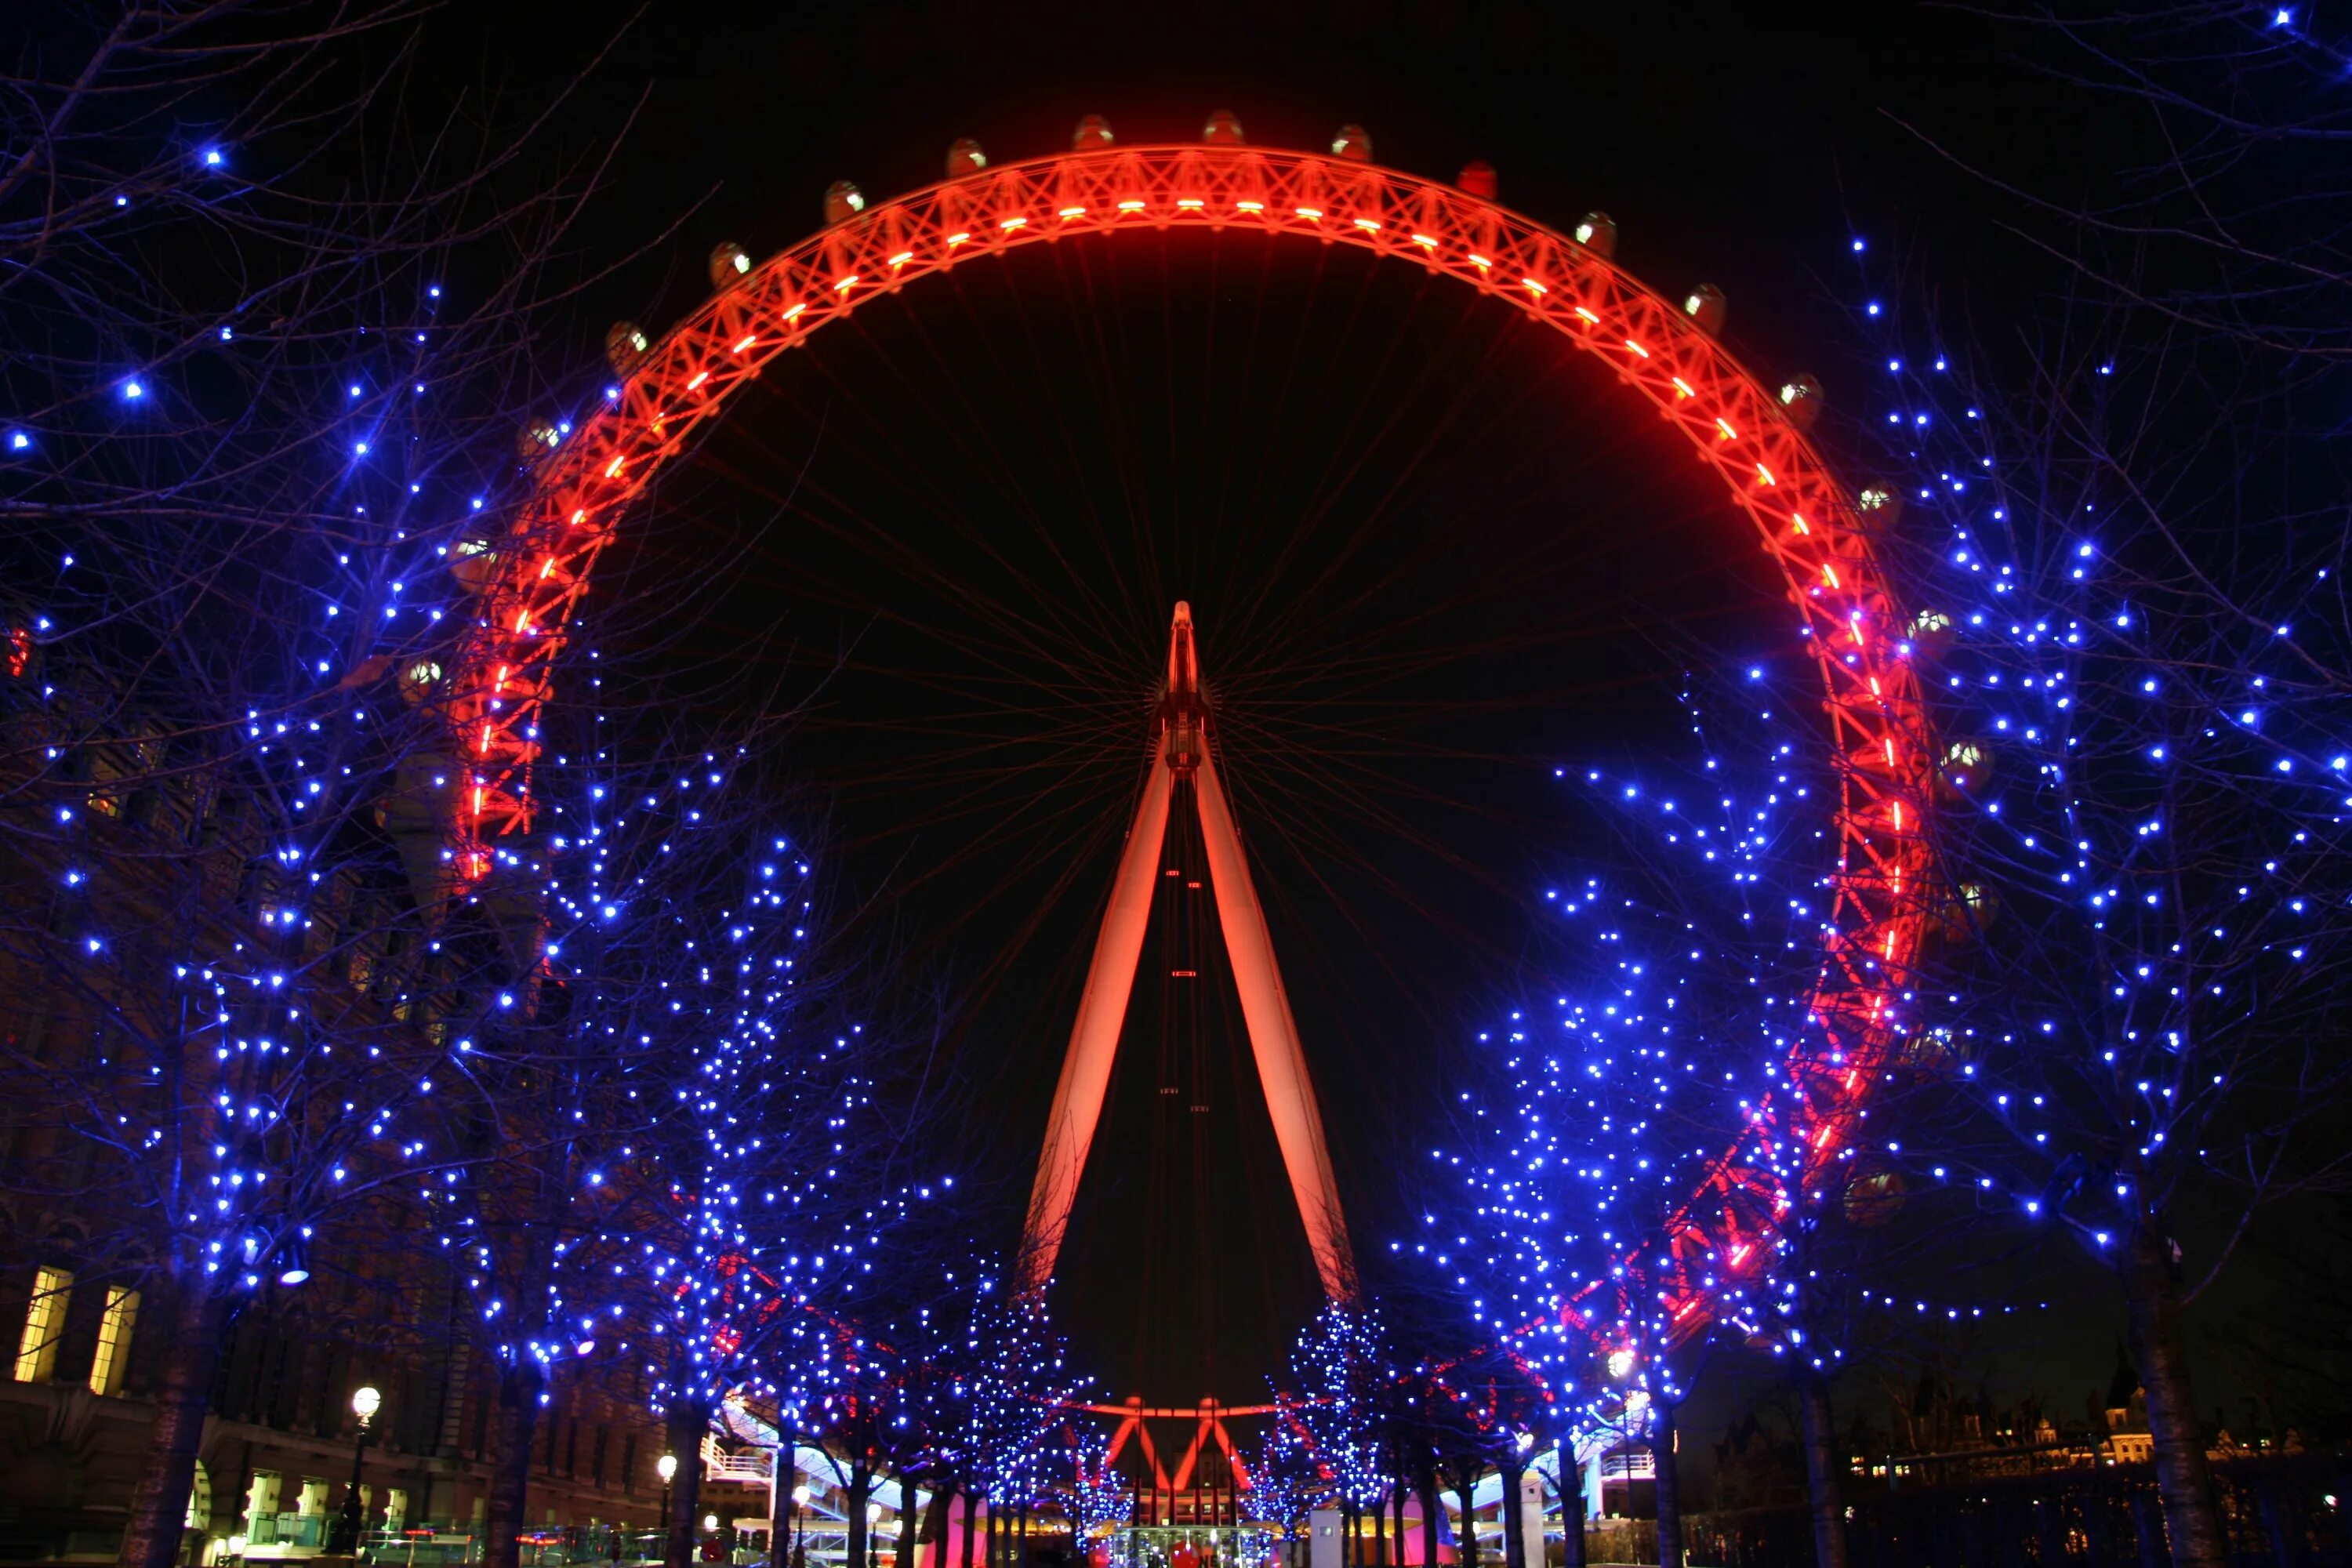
top-left (453, 137), bottom-right (1935, 1339)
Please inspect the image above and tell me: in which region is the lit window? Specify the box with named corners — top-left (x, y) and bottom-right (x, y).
top-left (14, 1267), bottom-right (72, 1382)
top-left (89, 1287), bottom-right (139, 1396)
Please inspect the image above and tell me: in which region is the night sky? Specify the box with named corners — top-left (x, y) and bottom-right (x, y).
top-left (420, 2), bottom-right (2250, 1438)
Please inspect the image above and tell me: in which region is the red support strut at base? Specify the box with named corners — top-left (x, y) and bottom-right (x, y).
top-left (1017, 603), bottom-right (1356, 1301)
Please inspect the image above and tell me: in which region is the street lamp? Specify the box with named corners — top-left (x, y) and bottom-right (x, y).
top-left (775, 1482), bottom-right (808, 1568)
top-left (328, 1385), bottom-right (381, 1552)
top-left (659, 1454), bottom-right (679, 1531)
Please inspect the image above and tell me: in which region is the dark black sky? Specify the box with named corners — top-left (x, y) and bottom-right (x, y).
top-left (429, 2), bottom-right (2188, 1419)
top-left (449, 2), bottom-right (2134, 390)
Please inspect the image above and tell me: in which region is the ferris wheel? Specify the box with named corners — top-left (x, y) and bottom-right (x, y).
top-left (449, 111), bottom-right (1936, 1352)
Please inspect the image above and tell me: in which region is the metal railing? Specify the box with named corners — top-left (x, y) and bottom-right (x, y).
top-left (349, 1527), bottom-right (671, 1566)
top-left (248, 1513), bottom-right (328, 1549)
top-left (702, 1436), bottom-right (775, 1487)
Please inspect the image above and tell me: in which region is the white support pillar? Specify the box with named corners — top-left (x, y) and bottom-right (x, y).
top-left (1517, 1471), bottom-right (1546, 1568)
top-left (1308, 1509), bottom-right (1344, 1568)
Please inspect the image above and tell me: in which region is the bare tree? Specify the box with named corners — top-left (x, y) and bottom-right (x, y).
top-left (1925, 4), bottom-right (2352, 365)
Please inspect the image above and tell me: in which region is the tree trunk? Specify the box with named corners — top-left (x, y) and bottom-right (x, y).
top-left (1374, 1499), bottom-right (1388, 1568)
top-left (1653, 1402), bottom-right (1682, 1568)
top-left (1391, 1480), bottom-right (1406, 1568)
top-left (960, 1489), bottom-right (977, 1568)
top-left (898, 1475), bottom-right (919, 1568)
top-left (2122, 1221), bottom-right (2227, 1568)
top-left (921, 1482), bottom-right (952, 1568)
top-left (1418, 1475), bottom-right (1439, 1568)
top-left (1557, 1439), bottom-right (1585, 1568)
top-left (485, 1356), bottom-right (547, 1568)
top-left (665, 1400), bottom-right (710, 1568)
top-left (1796, 1375), bottom-right (1848, 1568)
top-left (1500, 1460), bottom-right (1526, 1568)
top-left (114, 1281), bottom-right (233, 1568)
top-left (846, 1468), bottom-right (873, 1568)
top-left (1454, 1476), bottom-right (1479, 1568)
top-left (772, 1448), bottom-right (798, 1568)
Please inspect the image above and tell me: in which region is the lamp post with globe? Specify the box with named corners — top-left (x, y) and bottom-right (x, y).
top-left (659, 1455), bottom-right (679, 1531)
top-left (327, 1385), bottom-right (381, 1553)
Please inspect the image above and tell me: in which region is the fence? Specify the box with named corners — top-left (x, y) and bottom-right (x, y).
top-left (344, 1528), bottom-right (788, 1568)
top-left (1684, 1454), bottom-right (2351, 1568)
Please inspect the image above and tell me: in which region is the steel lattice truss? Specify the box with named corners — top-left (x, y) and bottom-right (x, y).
top-left (451, 138), bottom-right (1936, 1345)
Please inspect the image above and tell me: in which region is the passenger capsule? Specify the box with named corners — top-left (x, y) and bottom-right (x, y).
top-left (517, 421), bottom-right (561, 466)
top-left (707, 242), bottom-right (752, 289)
top-left (1682, 284), bottom-right (1726, 336)
top-left (823, 180), bottom-right (866, 226)
top-left (397, 659), bottom-right (444, 705)
top-left (946, 138), bottom-right (986, 177)
top-left (1933, 883), bottom-right (1998, 944)
top-left (1901, 1025), bottom-right (1962, 1073)
top-left (1777, 372), bottom-right (1824, 431)
top-left (1203, 109), bottom-right (1245, 145)
top-left (448, 538), bottom-right (501, 597)
top-left (1330, 125), bottom-right (1373, 162)
top-left (1939, 738), bottom-right (1993, 794)
top-left (604, 321), bottom-right (650, 376)
top-left (1842, 1162), bottom-right (1905, 1227)
top-left (1907, 608), bottom-right (1956, 655)
top-left (1455, 160), bottom-right (1498, 199)
top-left (1856, 481), bottom-right (1906, 532)
top-left (1573, 212), bottom-right (1617, 258)
top-left (1073, 114), bottom-right (1115, 149)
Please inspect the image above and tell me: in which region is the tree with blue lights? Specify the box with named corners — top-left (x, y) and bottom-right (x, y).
top-left (1404, 643), bottom-right (2046, 1568)
top-left (954, 1280), bottom-right (1088, 1565)
top-left (1424, 734), bottom-right (1831, 1566)
top-left (1, 14), bottom-right (651, 1567)
top-left (1843, 270), bottom-right (2352, 1566)
top-left (1282, 1300), bottom-right (1392, 1540)
top-left (416, 695), bottom-right (958, 1568)
top-left (0, 107), bottom-right (591, 1568)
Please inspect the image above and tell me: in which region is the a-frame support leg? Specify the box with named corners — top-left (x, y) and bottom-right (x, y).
top-left (1195, 743), bottom-right (1356, 1301)
top-left (1018, 602), bottom-right (1355, 1302)
top-left (1018, 744), bottom-right (1175, 1294)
